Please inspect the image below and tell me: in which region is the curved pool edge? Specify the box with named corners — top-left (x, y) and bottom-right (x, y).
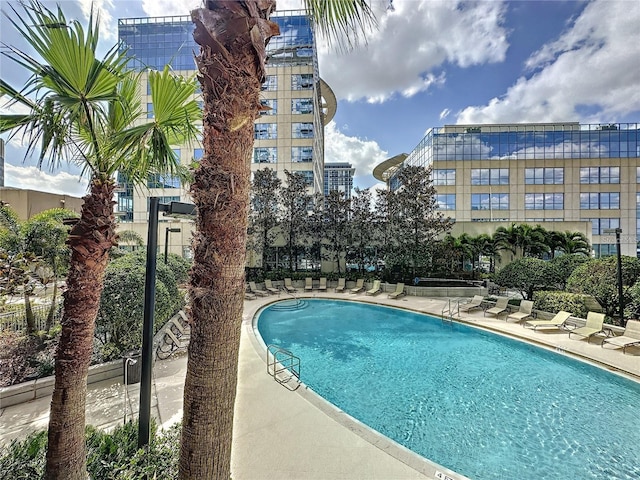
top-left (240, 293), bottom-right (640, 480)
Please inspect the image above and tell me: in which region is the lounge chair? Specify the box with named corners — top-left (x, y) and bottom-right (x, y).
top-left (244, 290), bottom-right (256, 300)
top-left (350, 278), bottom-right (365, 293)
top-left (365, 280), bottom-right (381, 296)
top-left (523, 311), bottom-right (572, 331)
top-left (388, 283), bottom-right (405, 299)
top-left (304, 277), bottom-right (313, 292)
top-left (568, 311), bottom-right (605, 342)
top-left (335, 278), bottom-right (346, 293)
top-left (601, 320), bottom-right (640, 353)
top-left (459, 295), bottom-right (484, 313)
top-left (264, 279), bottom-right (279, 294)
top-left (506, 300), bottom-right (534, 323)
top-left (318, 277), bottom-right (327, 291)
top-left (484, 297), bottom-right (509, 318)
top-left (283, 278), bottom-right (297, 293)
top-left (248, 281), bottom-right (268, 297)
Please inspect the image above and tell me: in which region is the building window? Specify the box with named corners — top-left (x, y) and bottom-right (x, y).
top-left (588, 218), bottom-right (620, 236)
top-left (292, 123), bottom-right (313, 138)
top-left (471, 193), bottom-right (509, 210)
top-left (524, 167), bottom-right (564, 184)
top-left (299, 170), bottom-right (313, 186)
top-left (193, 148), bottom-right (203, 161)
top-left (146, 103), bottom-right (154, 118)
top-left (148, 173), bottom-right (181, 189)
top-left (580, 166), bottom-right (620, 184)
top-left (292, 73), bottom-right (313, 90)
top-left (524, 193), bottom-right (564, 210)
top-left (580, 192), bottom-right (620, 209)
top-left (253, 147), bottom-right (277, 164)
top-left (147, 196), bottom-right (180, 212)
top-left (593, 244), bottom-right (618, 258)
top-left (262, 75), bottom-right (277, 91)
top-left (292, 146), bottom-right (313, 163)
top-left (433, 169), bottom-right (455, 186)
top-left (435, 194), bottom-right (456, 210)
top-left (292, 98), bottom-right (313, 114)
top-left (254, 123), bottom-right (277, 140)
top-left (260, 99), bottom-right (277, 115)
top-left (470, 168), bottom-right (509, 185)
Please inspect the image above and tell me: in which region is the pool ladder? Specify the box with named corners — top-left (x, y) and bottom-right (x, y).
top-left (266, 344), bottom-right (301, 391)
top-left (441, 299), bottom-right (459, 323)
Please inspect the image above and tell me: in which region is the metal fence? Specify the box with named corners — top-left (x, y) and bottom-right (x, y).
top-left (0, 303), bottom-right (62, 333)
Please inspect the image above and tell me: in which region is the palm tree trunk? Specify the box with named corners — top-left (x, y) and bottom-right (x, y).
top-left (45, 178), bottom-right (116, 480)
top-left (181, 3), bottom-right (278, 477)
top-left (24, 290), bottom-right (36, 335)
top-left (45, 280), bottom-right (58, 332)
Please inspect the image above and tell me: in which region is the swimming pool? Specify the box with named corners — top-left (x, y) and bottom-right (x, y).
top-left (256, 299), bottom-right (640, 480)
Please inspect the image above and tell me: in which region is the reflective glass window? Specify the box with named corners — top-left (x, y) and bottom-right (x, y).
top-left (471, 193), bottom-right (509, 210)
top-left (292, 98), bottom-right (313, 114)
top-left (525, 167), bottom-right (564, 184)
top-left (292, 123), bottom-right (314, 138)
top-left (580, 166), bottom-right (620, 184)
top-left (261, 75), bottom-right (277, 91)
top-left (593, 244), bottom-right (618, 258)
top-left (299, 170), bottom-right (314, 186)
top-left (525, 193), bottom-right (564, 210)
top-left (254, 123), bottom-right (277, 140)
top-left (193, 148), bottom-right (203, 161)
top-left (260, 99), bottom-right (277, 116)
top-left (587, 218), bottom-right (620, 235)
top-left (147, 103), bottom-right (154, 118)
top-left (580, 192), bottom-right (620, 209)
top-left (470, 168), bottom-right (508, 185)
top-left (433, 169), bottom-right (456, 185)
top-left (292, 146), bottom-right (313, 163)
top-left (435, 194), bottom-right (455, 210)
top-left (148, 174), bottom-right (181, 189)
top-left (292, 74), bottom-right (314, 90)
top-left (253, 147), bottom-right (277, 164)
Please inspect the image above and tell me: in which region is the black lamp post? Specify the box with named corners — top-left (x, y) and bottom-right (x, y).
top-left (164, 227), bottom-right (181, 264)
top-left (604, 227), bottom-right (625, 327)
top-left (138, 198), bottom-right (195, 449)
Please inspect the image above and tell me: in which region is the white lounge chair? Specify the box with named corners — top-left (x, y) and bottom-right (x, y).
top-left (388, 283), bottom-right (405, 299)
top-left (283, 278), bottom-right (297, 293)
top-left (524, 311), bottom-right (572, 331)
top-left (350, 278), bottom-right (365, 293)
top-left (601, 320), bottom-right (640, 353)
top-left (264, 279), bottom-right (279, 294)
top-left (568, 311), bottom-right (605, 342)
top-left (506, 300), bottom-right (534, 322)
top-left (365, 280), bottom-right (381, 296)
top-left (485, 297), bottom-right (509, 318)
top-left (335, 278), bottom-right (346, 293)
top-left (318, 277), bottom-right (327, 291)
top-left (304, 277), bottom-right (313, 291)
top-left (459, 295), bottom-right (484, 313)
top-left (248, 281), bottom-right (268, 297)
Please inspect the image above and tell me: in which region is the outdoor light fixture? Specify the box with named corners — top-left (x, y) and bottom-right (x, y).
top-left (603, 228), bottom-right (624, 327)
top-left (138, 198), bottom-right (195, 448)
top-left (164, 227), bottom-right (181, 264)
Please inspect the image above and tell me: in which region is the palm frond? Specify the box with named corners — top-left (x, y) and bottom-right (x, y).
top-left (304, 0), bottom-right (378, 49)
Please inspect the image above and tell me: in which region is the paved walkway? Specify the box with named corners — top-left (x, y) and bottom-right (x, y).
top-left (1, 291), bottom-right (638, 480)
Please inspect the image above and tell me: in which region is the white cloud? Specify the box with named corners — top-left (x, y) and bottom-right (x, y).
top-left (5, 165), bottom-right (88, 197)
top-left (140, 0), bottom-right (202, 17)
top-left (323, 122), bottom-right (388, 189)
top-left (439, 108), bottom-right (451, 120)
top-left (457, 0), bottom-right (640, 124)
top-left (318, 0), bottom-right (509, 103)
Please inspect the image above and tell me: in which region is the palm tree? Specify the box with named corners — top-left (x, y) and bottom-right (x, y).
top-left (182, 1), bottom-right (376, 477)
top-left (0, 3), bottom-right (200, 478)
top-left (554, 230), bottom-right (591, 256)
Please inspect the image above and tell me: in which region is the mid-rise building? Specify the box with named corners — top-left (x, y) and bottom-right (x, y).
top-left (376, 122), bottom-right (640, 258)
top-left (324, 162), bottom-right (355, 198)
top-left (116, 11), bottom-right (336, 257)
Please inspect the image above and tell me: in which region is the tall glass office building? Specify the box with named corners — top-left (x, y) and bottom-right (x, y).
top-left (116, 11), bottom-right (336, 257)
top-left (377, 122), bottom-right (640, 258)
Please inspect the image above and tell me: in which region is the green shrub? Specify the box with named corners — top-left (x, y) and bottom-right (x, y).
top-left (0, 420), bottom-right (180, 480)
top-left (532, 291), bottom-right (592, 318)
top-left (493, 257), bottom-right (552, 300)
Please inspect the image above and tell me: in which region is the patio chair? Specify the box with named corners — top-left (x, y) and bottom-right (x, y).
top-left (244, 290), bottom-right (256, 300)
top-left (484, 297), bottom-right (509, 318)
top-left (388, 283), bottom-right (405, 299)
top-left (601, 319), bottom-right (640, 353)
top-left (350, 278), bottom-right (365, 294)
top-left (284, 278), bottom-right (297, 293)
top-left (335, 277), bottom-right (346, 293)
top-left (523, 311), bottom-right (572, 331)
top-left (248, 281), bottom-right (268, 297)
top-left (365, 279), bottom-right (381, 296)
top-left (304, 277), bottom-right (313, 292)
top-left (263, 279), bottom-right (279, 294)
top-left (506, 300), bottom-right (534, 323)
top-left (568, 311), bottom-right (605, 342)
top-left (318, 277), bottom-right (327, 291)
top-left (459, 295), bottom-right (484, 313)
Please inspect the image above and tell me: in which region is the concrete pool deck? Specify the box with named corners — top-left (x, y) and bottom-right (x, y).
top-left (2, 291), bottom-right (639, 479)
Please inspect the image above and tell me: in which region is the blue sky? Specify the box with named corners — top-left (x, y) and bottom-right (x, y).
top-left (1, 0), bottom-right (639, 196)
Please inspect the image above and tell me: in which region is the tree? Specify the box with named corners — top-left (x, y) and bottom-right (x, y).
top-left (279, 170), bottom-right (312, 271)
top-left (552, 230), bottom-right (591, 256)
top-left (547, 253), bottom-right (590, 290)
top-left (183, 1), bottom-right (376, 477)
top-left (494, 223), bottom-right (549, 259)
top-left (348, 188), bottom-right (377, 275)
top-left (566, 256), bottom-right (640, 321)
top-left (385, 166), bottom-right (453, 278)
top-left (494, 257), bottom-right (552, 300)
top-left (0, 3), bottom-right (200, 478)
top-left (248, 168), bottom-right (281, 273)
top-left (319, 190), bottom-right (350, 273)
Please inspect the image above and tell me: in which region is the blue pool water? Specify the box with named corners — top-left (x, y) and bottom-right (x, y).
top-left (256, 299), bottom-right (640, 480)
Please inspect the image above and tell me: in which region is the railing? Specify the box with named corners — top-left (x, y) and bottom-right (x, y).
top-left (441, 299), bottom-right (459, 323)
top-left (0, 302), bottom-right (62, 333)
top-left (266, 344), bottom-right (300, 391)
